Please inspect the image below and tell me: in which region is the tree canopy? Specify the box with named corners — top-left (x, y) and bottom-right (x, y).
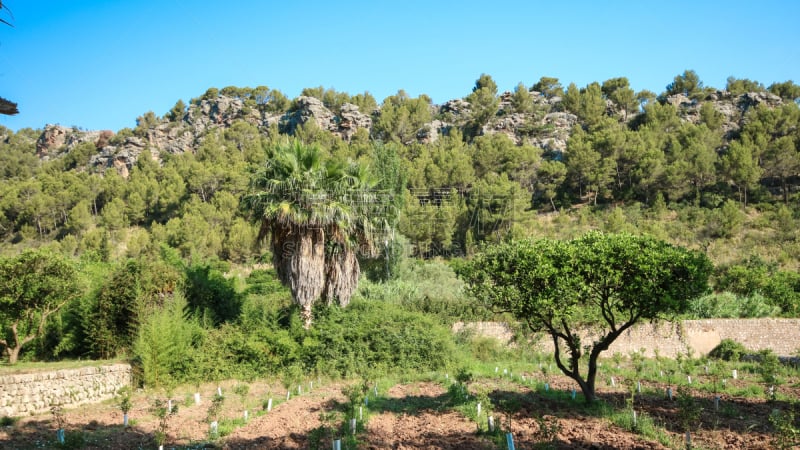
top-left (455, 232), bottom-right (713, 402)
top-left (0, 249), bottom-right (80, 363)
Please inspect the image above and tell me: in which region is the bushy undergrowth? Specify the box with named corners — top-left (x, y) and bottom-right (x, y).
top-left (708, 339), bottom-right (750, 362)
top-left (132, 283), bottom-right (459, 386)
top-left (133, 292), bottom-right (202, 387)
top-left (687, 291), bottom-right (782, 318)
top-left (305, 299), bottom-right (457, 376)
top-left (356, 258), bottom-right (491, 324)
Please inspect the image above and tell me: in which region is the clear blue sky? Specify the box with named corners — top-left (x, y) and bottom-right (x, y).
top-left (1, 1), bottom-right (798, 132)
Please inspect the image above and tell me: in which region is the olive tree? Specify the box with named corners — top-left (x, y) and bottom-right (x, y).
top-left (455, 232), bottom-right (712, 402)
top-left (0, 250), bottom-right (80, 364)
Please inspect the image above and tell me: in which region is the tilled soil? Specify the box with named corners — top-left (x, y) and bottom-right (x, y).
top-left (0, 374), bottom-right (787, 449)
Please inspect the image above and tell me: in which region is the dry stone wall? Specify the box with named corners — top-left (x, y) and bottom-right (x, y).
top-left (454, 319), bottom-right (800, 358)
top-left (0, 363), bottom-right (131, 417)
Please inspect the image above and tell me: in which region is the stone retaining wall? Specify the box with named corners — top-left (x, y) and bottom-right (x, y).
top-left (454, 318), bottom-right (800, 358)
top-left (0, 363), bottom-right (131, 417)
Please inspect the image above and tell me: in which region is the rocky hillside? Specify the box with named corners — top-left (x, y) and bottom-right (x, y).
top-left (34, 87), bottom-right (786, 178)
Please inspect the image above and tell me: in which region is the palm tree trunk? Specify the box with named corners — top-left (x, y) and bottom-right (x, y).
top-left (323, 246), bottom-right (360, 307)
top-left (276, 227), bottom-right (326, 328)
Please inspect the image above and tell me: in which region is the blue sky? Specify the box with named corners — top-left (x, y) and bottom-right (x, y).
top-left (1, 1), bottom-right (798, 132)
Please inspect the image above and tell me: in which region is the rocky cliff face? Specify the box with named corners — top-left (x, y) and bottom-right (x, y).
top-left (34, 89), bottom-right (788, 177)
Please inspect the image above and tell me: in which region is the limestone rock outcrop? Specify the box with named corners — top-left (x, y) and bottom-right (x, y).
top-left (34, 88), bottom-right (792, 176)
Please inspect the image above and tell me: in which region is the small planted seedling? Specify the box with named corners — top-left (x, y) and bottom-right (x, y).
top-left (206, 392), bottom-right (225, 424)
top-left (115, 386), bottom-right (133, 427)
top-left (151, 398), bottom-right (177, 450)
top-left (50, 404), bottom-right (67, 444)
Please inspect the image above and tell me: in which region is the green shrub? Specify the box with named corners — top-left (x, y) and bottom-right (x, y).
top-left (687, 291), bottom-right (780, 318)
top-left (133, 292), bottom-right (202, 388)
top-left (758, 349), bottom-right (782, 385)
top-left (304, 299), bottom-right (457, 376)
top-left (708, 339), bottom-right (749, 362)
top-left (0, 416), bottom-right (18, 426)
top-left (357, 259), bottom-right (490, 324)
top-left (184, 263), bottom-right (242, 325)
top-left (188, 323), bottom-right (299, 382)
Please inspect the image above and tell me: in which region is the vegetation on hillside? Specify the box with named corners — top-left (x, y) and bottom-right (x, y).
top-left (0, 71), bottom-right (799, 378)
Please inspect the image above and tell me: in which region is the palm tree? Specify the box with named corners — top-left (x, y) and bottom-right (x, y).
top-left (242, 141), bottom-right (387, 328)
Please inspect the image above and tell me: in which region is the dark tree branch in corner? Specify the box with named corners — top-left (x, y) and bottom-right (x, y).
top-left (1, 2), bottom-right (18, 114)
top-left (0, 97), bottom-right (18, 115)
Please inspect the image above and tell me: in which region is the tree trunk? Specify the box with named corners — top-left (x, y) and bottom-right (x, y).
top-left (323, 246), bottom-right (360, 308)
top-left (300, 304), bottom-right (314, 330)
top-left (6, 345), bottom-right (21, 364)
top-left (273, 226), bottom-right (326, 328)
top-left (551, 331), bottom-right (598, 403)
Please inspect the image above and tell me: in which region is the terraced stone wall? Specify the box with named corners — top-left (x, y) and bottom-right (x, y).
top-left (454, 319), bottom-right (800, 357)
top-left (0, 363), bottom-right (131, 417)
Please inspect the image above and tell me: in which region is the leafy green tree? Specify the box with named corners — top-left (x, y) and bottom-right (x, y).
top-left (373, 90), bottom-right (432, 144)
top-left (768, 80), bottom-right (800, 102)
top-left (0, 250), bottom-right (80, 364)
top-left (427, 131), bottom-right (475, 189)
top-left (465, 74), bottom-right (499, 137)
top-left (0, 127), bottom-right (39, 181)
top-left (472, 133), bottom-right (540, 183)
top-left (134, 111), bottom-right (159, 137)
top-left (241, 141), bottom-right (389, 327)
top-left (726, 77), bottom-right (765, 96)
top-left (224, 218), bottom-right (258, 263)
top-left (563, 82), bottom-right (606, 127)
top-left (534, 159), bottom-right (567, 211)
top-left (349, 91), bottom-right (378, 113)
top-left (532, 76), bottom-right (563, 98)
top-left (511, 82), bottom-right (534, 114)
top-left (720, 140), bottom-right (762, 205)
top-left (665, 69), bottom-right (704, 99)
top-left (100, 197), bottom-right (128, 230)
top-left (133, 292), bottom-right (200, 388)
top-left (166, 99), bottom-right (187, 122)
top-left (65, 200), bottom-right (93, 236)
top-left (762, 135), bottom-right (800, 203)
top-left (87, 258), bottom-right (181, 357)
top-left (464, 173), bottom-right (525, 243)
top-left (706, 199), bottom-right (745, 238)
top-left (699, 102), bottom-right (725, 131)
top-left (564, 126), bottom-right (615, 204)
top-left (455, 232), bottom-right (712, 402)
top-left (601, 77), bottom-right (638, 120)
top-left (184, 263), bottom-right (241, 324)
top-left (663, 123), bottom-right (720, 202)
top-left (248, 85), bottom-right (291, 113)
top-left (636, 89), bottom-right (657, 109)
top-left (399, 189), bottom-right (462, 257)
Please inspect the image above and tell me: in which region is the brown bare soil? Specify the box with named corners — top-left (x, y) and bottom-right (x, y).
top-left (0, 374), bottom-right (789, 449)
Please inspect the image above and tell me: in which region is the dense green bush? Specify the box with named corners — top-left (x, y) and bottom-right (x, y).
top-left (713, 257), bottom-right (800, 316)
top-left (356, 259), bottom-right (490, 323)
top-left (186, 323), bottom-right (300, 382)
top-left (687, 291), bottom-right (781, 318)
top-left (184, 262), bottom-right (242, 325)
top-left (303, 299), bottom-right (457, 376)
top-left (708, 338), bottom-right (750, 362)
top-left (86, 257), bottom-right (183, 358)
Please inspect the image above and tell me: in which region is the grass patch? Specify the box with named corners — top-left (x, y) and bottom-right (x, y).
top-left (0, 359), bottom-right (125, 375)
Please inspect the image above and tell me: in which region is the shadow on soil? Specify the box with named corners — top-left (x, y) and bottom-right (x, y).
top-left (0, 418), bottom-right (159, 450)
